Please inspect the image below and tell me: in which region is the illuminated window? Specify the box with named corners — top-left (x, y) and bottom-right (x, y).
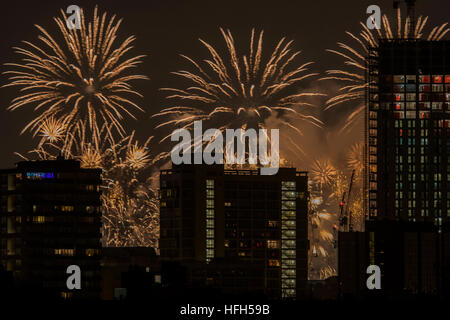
top-left (419, 84), bottom-right (431, 92)
top-left (61, 292), bottom-right (73, 299)
top-left (61, 206), bottom-right (74, 212)
top-left (85, 249), bottom-right (99, 257)
top-left (406, 111), bottom-right (415, 118)
top-left (406, 102), bottom-right (416, 110)
top-left (267, 240), bottom-right (280, 249)
top-left (268, 220), bottom-right (279, 228)
top-left (394, 111), bottom-right (404, 119)
top-left (406, 75), bottom-right (416, 83)
top-left (419, 75), bottom-right (430, 83)
top-left (26, 172), bottom-right (54, 180)
top-left (433, 75), bottom-right (443, 83)
top-left (205, 179), bottom-right (215, 263)
top-left (394, 75), bottom-right (405, 83)
top-left (54, 249), bottom-right (75, 256)
top-left (206, 239), bottom-right (214, 249)
top-left (268, 259), bottom-right (281, 267)
top-left (206, 209), bottom-right (214, 218)
top-left (432, 102), bottom-right (443, 110)
top-left (432, 84), bottom-right (443, 92)
top-left (281, 181), bottom-right (296, 298)
top-left (32, 216), bottom-right (47, 223)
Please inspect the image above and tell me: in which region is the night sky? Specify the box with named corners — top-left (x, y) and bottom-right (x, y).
top-left (0, 0), bottom-right (448, 168)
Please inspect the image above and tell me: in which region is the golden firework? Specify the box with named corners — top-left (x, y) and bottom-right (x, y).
top-left (311, 159), bottom-right (337, 189)
top-left (37, 116), bottom-right (67, 145)
top-left (347, 142), bottom-right (364, 176)
top-left (4, 6), bottom-right (147, 144)
top-left (154, 28), bottom-right (323, 154)
top-left (322, 8), bottom-right (449, 131)
top-left (124, 133), bottom-right (153, 170)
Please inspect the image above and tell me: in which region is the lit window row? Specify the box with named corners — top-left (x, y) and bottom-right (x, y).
top-left (281, 181), bottom-right (296, 298)
top-left (54, 249), bottom-right (75, 256)
top-left (386, 75), bottom-right (450, 83)
top-left (205, 179), bottom-right (215, 263)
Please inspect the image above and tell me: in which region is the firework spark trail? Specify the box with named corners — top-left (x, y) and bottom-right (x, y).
top-left (153, 28), bottom-right (324, 155)
top-left (3, 6), bottom-right (148, 148)
top-left (308, 160), bottom-right (341, 280)
top-left (3, 6), bottom-right (157, 247)
top-left (310, 159), bottom-right (337, 190)
top-left (101, 166), bottom-right (159, 248)
top-left (347, 142), bottom-right (364, 177)
top-left (71, 123), bottom-right (160, 247)
top-left (308, 161), bottom-right (368, 279)
top-left (309, 189), bottom-right (337, 280)
top-left (66, 123), bottom-right (158, 247)
top-left (17, 119), bottom-right (160, 248)
top-left (36, 116), bottom-right (67, 147)
top-left (322, 8), bottom-right (449, 131)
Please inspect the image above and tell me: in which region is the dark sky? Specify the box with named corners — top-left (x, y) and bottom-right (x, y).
top-left (0, 0), bottom-right (448, 167)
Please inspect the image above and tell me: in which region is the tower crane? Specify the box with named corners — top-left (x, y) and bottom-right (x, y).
top-left (338, 170), bottom-right (356, 232)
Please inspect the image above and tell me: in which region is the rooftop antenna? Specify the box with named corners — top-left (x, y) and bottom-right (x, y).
top-left (394, 0), bottom-right (416, 39)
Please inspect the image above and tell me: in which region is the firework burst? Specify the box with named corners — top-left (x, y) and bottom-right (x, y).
top-left (25, 114), bottom-right (159, 247)
top-left (310, 159), bottom-right (337, 190)
top-left (154, 28), bottom-right (323, 155)
top-left (36, 116), bottom-right (67, 146)
top-left (347, 142), bottom-right (364, 177)
top-left (6, 6), bottom-right (158, 249)
top-left (322, 8), bottom-right (449, 131)
top-left (101, 165), bottom-right (159, 248)
top-left (309, 192), bottom-right (337, 280)
top-left (73, 125), bottom-right (159, 247)
top-left (3, 6), bottom-right (148, 146)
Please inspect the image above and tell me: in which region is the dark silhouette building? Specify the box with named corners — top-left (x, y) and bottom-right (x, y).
top-left (356, 39), bottom-right (450, 297)
top-left (0, 159), bottom-right (102, 299)
top-left (101, 247), bottom-right (160, 300)
top-left (159, 163), bottom-right (309, 299)
top-left (337, 231), bottom-right (366, 298)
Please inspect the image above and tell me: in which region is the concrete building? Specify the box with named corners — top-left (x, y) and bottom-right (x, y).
top-left (159, 163), bottom-right (309, 299)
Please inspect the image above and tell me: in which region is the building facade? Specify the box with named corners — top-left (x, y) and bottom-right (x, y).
top-left (159, 163), bottom-right (309, 299)
top-left (0, 159), bottom-right (102, 299)
top-left (365, 40), bottom-right (450, 296)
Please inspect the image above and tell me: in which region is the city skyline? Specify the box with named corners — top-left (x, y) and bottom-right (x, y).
top-left (0, 0), bottom-right (449, 307)
top-left (0, 0), bottom-right (448, 168)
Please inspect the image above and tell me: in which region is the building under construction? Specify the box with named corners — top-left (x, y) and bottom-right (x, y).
top-left (363, 38), bottom-right (450, 297)
top-left (338, 0), bottom-right (450, 297)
